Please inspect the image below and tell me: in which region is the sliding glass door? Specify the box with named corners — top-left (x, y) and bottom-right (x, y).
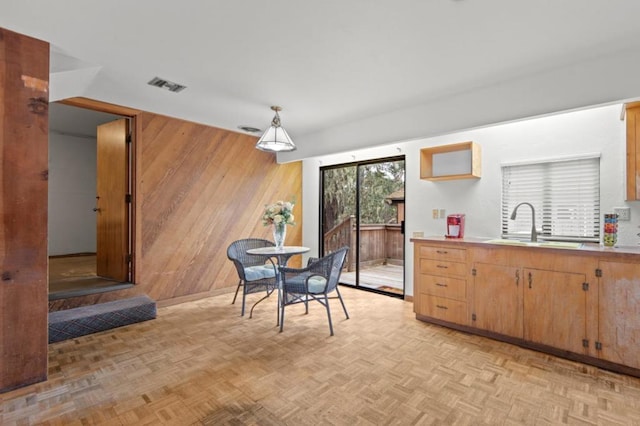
top-left (321, 156), bottom-right (405, 297)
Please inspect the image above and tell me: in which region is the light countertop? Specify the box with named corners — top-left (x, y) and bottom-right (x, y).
top-left (410, 235), bottom-right (640, 257)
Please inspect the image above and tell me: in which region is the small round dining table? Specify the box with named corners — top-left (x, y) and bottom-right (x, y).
top-left (246, 245), bottom-right (310, 266)
top-left (246, 246), bottom-right (310, 325)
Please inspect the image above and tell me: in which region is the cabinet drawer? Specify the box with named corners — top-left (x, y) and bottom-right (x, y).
top-left (417, 274), bottom-right (466, 301)
top-left (419, 295), bottom-right (467, 325)
top-left (419, 245), bottom-right (466, 262)
top-left (471, 247), bottom-right (509, 265)
top-left (419, 259), bottom-right (468, 277)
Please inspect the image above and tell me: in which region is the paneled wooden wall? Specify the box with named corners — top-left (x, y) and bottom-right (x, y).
top-left (0, 28), bottom-right (49, 392)
top-left (136, 112), bottom-right (302, 303)
top-left (49, 111), bottom-right (303, 312)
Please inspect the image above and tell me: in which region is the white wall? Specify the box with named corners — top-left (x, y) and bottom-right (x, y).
top-left (282, 47), bottom-right (640, 162)
top-left (48, 132), bottom-right (97, 255)
top-left (303, 103), bottom-right (640, 296)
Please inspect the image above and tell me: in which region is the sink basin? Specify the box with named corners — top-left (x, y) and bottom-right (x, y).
top-left (484, 239), bottom-right (583, 249)
top-left (537, 241), bottom-right (583, 249)
top-left (484, 239), bottom-right (531, 246)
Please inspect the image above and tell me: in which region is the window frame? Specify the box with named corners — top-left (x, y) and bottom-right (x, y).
top-left (501, 154), bottom-right (601, 243)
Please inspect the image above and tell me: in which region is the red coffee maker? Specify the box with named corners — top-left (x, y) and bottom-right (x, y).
top-left (446, 214), bottom-right (465, 238)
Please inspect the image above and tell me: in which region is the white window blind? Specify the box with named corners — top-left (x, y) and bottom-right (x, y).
top-left (501, 156), bottom-right (600, 242)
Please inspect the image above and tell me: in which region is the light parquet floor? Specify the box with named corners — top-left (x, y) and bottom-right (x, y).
top-left (3, 287), bottom-right (640, 425)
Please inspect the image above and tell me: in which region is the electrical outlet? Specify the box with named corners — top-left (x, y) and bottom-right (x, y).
top-left (413, 231), bottom-right (424, 238)
top-left (439, 209), bottom-right (446, 219)
top-left (432, 209), bottom-right (438, 219)
top-left (614, 207), bottom-right (631, 221)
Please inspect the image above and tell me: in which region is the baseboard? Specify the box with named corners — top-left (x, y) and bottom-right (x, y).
top-left (156, 287), bottom-right (235, 308)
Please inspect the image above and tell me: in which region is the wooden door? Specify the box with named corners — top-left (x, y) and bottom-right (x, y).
top-left (598, 261), bottom-right (640, 369)
top-left (472, 263), bottom-right (523, 338)
top-left (523, 268), bottom-right (587, 354)
top-left (96, 119), bottom-right (129, 281)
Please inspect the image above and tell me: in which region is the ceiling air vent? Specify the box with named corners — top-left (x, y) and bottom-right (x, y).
top-left (238, 125), bottom-right (262, 133)
top-left (147, 76), bottom-right (187, 93)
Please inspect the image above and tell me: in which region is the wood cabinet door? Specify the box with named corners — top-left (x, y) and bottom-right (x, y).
top-left (598, 261), bottom-right (640, 369)
top-left (523, 268), bottom-right (588, 354)
top-left (472, 263), bottom-right (523, 338)
top-left (626, 105), bottom-right (640, 201)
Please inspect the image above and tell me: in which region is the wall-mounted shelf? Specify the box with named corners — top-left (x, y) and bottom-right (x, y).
top-left (420, 141), bottom-right (481, 181)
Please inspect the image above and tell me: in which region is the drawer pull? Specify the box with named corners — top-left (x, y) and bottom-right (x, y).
top-left (435, 283), bottom-right (448, 287)
top-left (436, 305), bottom-right (448, 310)
top-left (436, 265), bottom-right (448, 269)
top-left (436, 250), bottom-right (448, 254)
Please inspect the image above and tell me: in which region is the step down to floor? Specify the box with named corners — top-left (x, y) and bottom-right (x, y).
top-left (48, 295), bottom-right (157, 343)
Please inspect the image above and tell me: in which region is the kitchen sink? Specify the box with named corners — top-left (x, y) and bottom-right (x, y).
top-left (537, 241), bottom-right (583, 249)
top-left (484, 238), bottom-right (531, 246)
top-left (484, 239), bottom-right (583, 249)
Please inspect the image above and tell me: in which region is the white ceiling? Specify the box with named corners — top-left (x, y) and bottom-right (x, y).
top-left (4, 0), bottom-right (640, 160)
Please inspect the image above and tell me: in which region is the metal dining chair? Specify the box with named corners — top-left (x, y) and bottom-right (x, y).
top-left (227, 238), bottom-right (278, 317)
top-left (278, 246), bottom-right (350, 335)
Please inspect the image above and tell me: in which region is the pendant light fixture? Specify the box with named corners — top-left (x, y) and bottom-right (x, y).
top-left (255, 106), bottom-right (296, 152)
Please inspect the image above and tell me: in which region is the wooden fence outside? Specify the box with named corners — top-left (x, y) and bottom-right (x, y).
top-left (324, 216), bottom-right (403, 272)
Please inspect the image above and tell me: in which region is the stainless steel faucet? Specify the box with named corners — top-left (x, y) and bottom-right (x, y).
top-left (510, 202), bottom-right (538, 242)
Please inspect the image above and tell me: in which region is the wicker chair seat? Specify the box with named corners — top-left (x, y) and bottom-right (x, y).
top-left (227, 238), bottom-right (278, 317)
top-left (279, 246), bottom-right (350, 335)
top-left (243, 265), bottom-right (277, 282)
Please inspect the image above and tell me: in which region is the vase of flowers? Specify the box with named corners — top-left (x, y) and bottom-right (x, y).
top-left (262, 200), bottom-right (295, 250)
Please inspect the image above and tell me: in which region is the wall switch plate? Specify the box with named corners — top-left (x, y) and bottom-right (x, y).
top-left (614, 207), bottom-right (631, 221)
top-left (413, 231), bottom-right (424, 238)
top-left (439, 209), bottom-right (446, 219)
top-left (432, 209), bottom-right (438, 219)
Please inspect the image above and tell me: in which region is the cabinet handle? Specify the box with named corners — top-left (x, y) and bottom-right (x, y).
top-left (528, 272), bottom-right (532, 289)
top-left (515, 270), bottom-right (519, 286)
top-left (436, 265), bottom-right (448, 269)
top-left (436, 305), bottom-right (448, 310)
top-left (436, 250), bottom-right (448, 254)
top-left (435, 283), bottom-right (448, 287)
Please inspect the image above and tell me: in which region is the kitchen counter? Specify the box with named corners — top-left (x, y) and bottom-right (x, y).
top-left (411, 236), bottom-right (640, 377)
top-left (410, 235), bottom-right (640, 257)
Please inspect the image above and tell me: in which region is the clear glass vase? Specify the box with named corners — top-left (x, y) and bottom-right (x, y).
top-left (272, 222), bottom-right (286, 250)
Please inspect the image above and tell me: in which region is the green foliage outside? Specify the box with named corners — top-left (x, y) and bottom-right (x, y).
top-left (323, 160), bottom-right (405, 231)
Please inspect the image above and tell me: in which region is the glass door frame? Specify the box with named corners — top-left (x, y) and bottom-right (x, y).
top-left (319, 155), bottom-right (405, 298)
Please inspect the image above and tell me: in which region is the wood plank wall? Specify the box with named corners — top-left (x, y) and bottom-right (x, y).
top-left (136, 112), bottom-right (302, 302)
top-left (49, 112), bottom-right (303, 310)
top-left (0, 28), bottom-right (50, 392)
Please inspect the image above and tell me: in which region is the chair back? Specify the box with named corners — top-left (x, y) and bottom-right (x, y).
top-left (227, 238), bottom-right (275, 278)
top-left (308, 246), bottom-right (349, 293)
top-left (278, 246), bottom-right (350, 335)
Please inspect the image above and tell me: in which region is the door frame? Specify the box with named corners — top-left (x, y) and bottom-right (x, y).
top-left (319, 155), bottom-right (406, 298)
top-left (59, 97), bottom-right (141, 283)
